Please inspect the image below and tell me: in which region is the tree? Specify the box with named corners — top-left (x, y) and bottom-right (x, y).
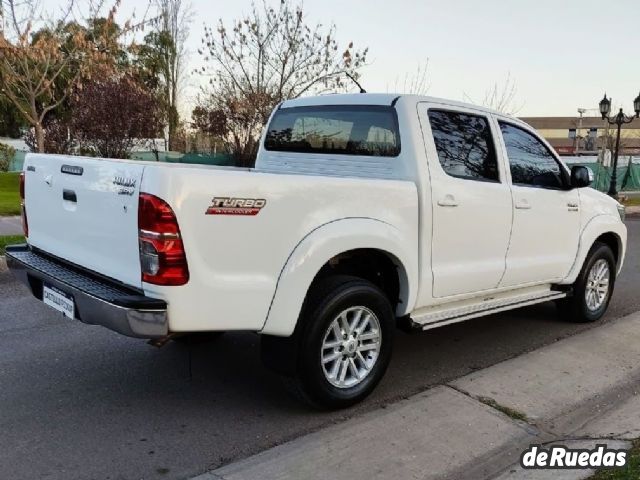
top-left (197, 0), bottom-right (368, 166)
top-left (482, 73), bottom-right (523, 115)
top-left (71, 76), bottom-right (164, 158)
top-left (192, 103), bottom-right (227, 137)
top-left (0, 96), bottom-right (26, 137)
top-left (464, 73), bottom-right (523, 115)
top-left (24, 18), bottom-right (129, 128)
top-left (24, 117), bottom-right (74, 154)
top-left (0, 0), bottom-right (148, 152)
top-left (193, 91), bottom-right (277, 165)
top-left (387, 61), bottom-right (430, 95)
top-left (190, 100), bottom-right (228, 155)
top-left (133, 31), bottom-right (168, 94)
top-left (0, 142), bottom-right (15, 171)
top-left (134, 0), bottom-right (192, 150)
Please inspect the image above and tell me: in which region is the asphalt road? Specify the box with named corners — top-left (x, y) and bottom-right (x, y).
top-left (1, 220), bottom-right (638, 480)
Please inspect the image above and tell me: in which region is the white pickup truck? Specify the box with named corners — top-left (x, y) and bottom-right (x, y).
top-left (7, 93), bottom-right (627, 408)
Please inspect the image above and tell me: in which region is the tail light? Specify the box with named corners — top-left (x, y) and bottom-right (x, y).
top-left (138, 193), bottom-right (189, 286)
top-left (19, 172), bottom-right (28, 237)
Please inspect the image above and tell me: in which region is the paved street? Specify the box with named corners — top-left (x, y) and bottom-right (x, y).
top-left (0, 220), bottom-right (638, 480)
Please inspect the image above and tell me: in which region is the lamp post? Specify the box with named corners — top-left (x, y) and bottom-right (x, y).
top-left (599, 93), bottom-right (640, 197)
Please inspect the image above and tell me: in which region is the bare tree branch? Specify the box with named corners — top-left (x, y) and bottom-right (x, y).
top-left (387, 60), bottom-right (430, 95)
top-left (463, 72), bottom-right (524, 115)
top-left (195, 0), bottom-right (368, 166)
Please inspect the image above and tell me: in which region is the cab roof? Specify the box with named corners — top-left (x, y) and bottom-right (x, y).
top-left (280, 93), bottom-right (513, 119)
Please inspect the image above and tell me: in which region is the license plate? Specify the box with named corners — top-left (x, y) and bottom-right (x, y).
top-left (43, 284), bottom-right (75, 319)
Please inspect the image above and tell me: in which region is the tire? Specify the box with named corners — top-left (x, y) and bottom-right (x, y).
top-left (557, 242), bottom-right (616, 323)
top-left (272, 275), bottom-right (395, 409)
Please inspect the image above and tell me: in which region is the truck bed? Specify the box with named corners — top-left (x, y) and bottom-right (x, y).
top-left (22, 153), bottom-right (418, 333)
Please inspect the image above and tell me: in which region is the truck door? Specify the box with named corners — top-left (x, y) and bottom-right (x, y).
top-left (496, 120), bottom-right (581, 286)
top-left (418, 105), bottom-right (513, 298)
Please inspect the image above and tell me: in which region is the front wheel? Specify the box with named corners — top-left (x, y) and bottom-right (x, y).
top-left (557, 242), bottom-right (616, 323)
top-left (279, 275), bottom-right (395, 409)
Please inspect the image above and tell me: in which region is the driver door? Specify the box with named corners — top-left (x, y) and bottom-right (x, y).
top-left (496, 120), bottom-right (580, 287)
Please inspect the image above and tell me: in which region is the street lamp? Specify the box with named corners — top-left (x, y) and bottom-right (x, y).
top-left (599, 92), bottom-right (640, 197)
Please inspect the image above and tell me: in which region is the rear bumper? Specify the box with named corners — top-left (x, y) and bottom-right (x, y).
top-left (5, 244), bottom-right (168, 339)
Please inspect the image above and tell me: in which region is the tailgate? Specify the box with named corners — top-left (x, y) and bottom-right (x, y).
top-left (24, 154), bottom-right (144, 288)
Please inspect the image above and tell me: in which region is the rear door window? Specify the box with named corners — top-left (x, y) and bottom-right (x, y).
top-left (427, 109), bottom-right (499, 182)
top-left (264, 105), bottom-right (400, 157)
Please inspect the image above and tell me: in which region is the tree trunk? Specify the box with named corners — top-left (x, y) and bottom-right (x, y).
top-left (167, 105), bottom-right (178, 151)
top-left (168, 120), bottom-right (175, 151)
top-left (35, 122), bottom-right (45, 153)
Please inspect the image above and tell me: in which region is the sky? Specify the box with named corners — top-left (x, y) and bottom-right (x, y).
top-left (48, 0), bottom-right (640, 117)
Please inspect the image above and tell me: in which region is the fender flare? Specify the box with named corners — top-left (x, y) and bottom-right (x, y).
top-left (260, 217), bottom-right (418, 336)
top-left (562, 214), bottom-right (627, 284)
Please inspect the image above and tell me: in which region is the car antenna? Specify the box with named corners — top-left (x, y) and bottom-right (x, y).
top-left (345, 72), bottom-right (367, 93)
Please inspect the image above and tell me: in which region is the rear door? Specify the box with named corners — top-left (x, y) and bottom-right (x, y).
top-left (496, 121), bottom-right (580, 286)
top-left (418, 104), bottom-right (513, 298)
top-left (24, 154), bottom-right (144, 288)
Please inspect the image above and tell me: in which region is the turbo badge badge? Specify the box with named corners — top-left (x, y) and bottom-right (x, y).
top-left (205, 197), bottom-right (267, 216)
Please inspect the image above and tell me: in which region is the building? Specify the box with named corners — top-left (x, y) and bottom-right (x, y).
top-left (519, 116), bottom-right (640, 156)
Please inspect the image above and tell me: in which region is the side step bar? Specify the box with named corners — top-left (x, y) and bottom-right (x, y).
top-left (409, 290), bottom-right (568, 331)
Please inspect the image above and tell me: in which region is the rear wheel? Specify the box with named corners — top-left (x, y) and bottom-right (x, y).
top-left (268, 275), bottom-right (395, 409)
top-left (557, 242), bottom-right (616, 323)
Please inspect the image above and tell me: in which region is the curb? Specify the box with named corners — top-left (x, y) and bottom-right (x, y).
top-left (192, 385), bottom-right (542, 480)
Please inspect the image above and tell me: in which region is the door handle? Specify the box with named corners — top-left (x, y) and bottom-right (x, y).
top-left (63, 189), bottom-right (77, 203)
top-left (515, 199), bottom-right (531, 210)
top-left (437, 194), bottom-right (458, 207)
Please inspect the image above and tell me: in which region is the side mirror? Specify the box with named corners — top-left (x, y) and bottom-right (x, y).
top-left (570, 165), bottom-right (593, 188)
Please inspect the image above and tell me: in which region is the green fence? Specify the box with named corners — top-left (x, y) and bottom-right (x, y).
top-left (8, 150), bottom-right (26, 172)
top-left (8, 151), bottom-right (233, 172)
top-left (573, 161), bottom-right (640, 192)
top-left (129, 151), bottom-right (234, 166)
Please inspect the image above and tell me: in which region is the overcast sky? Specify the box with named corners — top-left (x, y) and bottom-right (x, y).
top-left (55, 0), bottom-right (640, 117)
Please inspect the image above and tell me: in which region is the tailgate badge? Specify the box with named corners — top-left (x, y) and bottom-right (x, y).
top-left (113, 176), bottom-right (136, 196)
top-left (205, 197), bottom-right (266, 216)
top-left (61, 165), bottom-right (84, 176)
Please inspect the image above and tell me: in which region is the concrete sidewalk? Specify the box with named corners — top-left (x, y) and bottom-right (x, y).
top-left (0, 216), bottom-right (22, 236)
top-left (194, 312), bottom-right (640, 480)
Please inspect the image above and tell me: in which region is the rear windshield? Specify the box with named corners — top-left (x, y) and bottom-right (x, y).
top-left (264, 105), bottom-right (400, 157)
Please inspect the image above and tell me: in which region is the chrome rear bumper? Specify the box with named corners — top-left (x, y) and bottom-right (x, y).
top-left (5, 245), bottom-right (168, 339)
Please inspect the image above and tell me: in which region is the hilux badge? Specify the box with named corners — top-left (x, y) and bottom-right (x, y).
top-left (113, 176), bottom-right (136, 188)
top-left (113, 176), bottom-right (136, 196)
